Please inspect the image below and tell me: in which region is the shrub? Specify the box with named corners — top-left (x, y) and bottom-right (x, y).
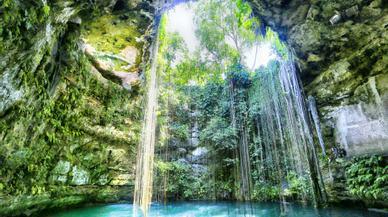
top-left (345, 155), bottom-right (387, 201)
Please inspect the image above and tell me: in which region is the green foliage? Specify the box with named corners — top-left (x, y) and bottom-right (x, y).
top-left (265, 28), bottom-right (288, 59)
top-left (159, 15), bottom-right (190, 84)
top-left (156, 161), bottom-right (209, 200)
top-left (248, 60), bottom-right (280, 118)
top-left (174, 52), bottom-right (215, 85)
top-left (82, 13), bottom-right (143, 56)
top-left (346, 156), bottom-right (387, 201)
top-left (169, 123), bottom-right (189, 140)
top-left (0, 0), bottom-right (51, 52)
top-left (155, 0), bottom-right (301, 203)
top-left (194, 0), bottom-right (260, 72)
top-left (284, 172), bottom-right (311, 200)
top-left (228, 63), bottom-right (251, 88)
top-left (251, 182), bottom-right (280, 201)
top-left (201, 117), bottom-right (237, 151)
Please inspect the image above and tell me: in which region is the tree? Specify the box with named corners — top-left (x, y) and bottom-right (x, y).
top-left (195, 0), bottom-right (260, 71)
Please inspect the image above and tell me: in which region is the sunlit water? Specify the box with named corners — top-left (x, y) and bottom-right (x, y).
top-left (46, 201), bottom-right (385, 217)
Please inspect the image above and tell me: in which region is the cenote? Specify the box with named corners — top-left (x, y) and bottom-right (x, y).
top-left (1, 0), bottom-right (387, 217)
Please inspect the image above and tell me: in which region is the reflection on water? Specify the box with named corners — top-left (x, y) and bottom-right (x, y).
top-left (47, 201), bottom-right (384, 217)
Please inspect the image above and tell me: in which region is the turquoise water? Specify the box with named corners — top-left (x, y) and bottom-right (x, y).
top-left (47, 201), bottom-right (385, 217)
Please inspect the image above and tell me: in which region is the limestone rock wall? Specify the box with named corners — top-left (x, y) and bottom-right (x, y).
top-left (333, 101), bottom-right (387, 156)
top-left (249, 0), bottom-right (387, 156)
top-left (249, 0), bottom-right (387, 205)
top-left (0, 0), bottom-right (155, 216)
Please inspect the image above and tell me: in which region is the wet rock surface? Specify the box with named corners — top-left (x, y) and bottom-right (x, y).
top-left (0, 0), bottom-right (154, 216)
top-left (249, 0), bottom-right (387, 95)
top-left (248, 0), bottom-right (388, 206)
top-left (249, 0), bottom-right (388, 155)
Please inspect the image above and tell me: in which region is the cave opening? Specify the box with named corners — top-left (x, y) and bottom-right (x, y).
top-left (133, 0), bottom-right (327, 216)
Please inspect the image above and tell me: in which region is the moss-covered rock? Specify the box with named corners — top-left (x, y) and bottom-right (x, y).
top-left (0, 0), bottom-right (154, 216)
top-left (248, 0), bottom-right (388, 207)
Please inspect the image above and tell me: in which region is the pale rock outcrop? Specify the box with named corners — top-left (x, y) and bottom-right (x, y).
top-left (82, 42), bottom-right (140, 91)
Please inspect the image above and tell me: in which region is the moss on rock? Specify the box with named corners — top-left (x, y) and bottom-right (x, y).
top-left (0, 1), bottom-right (153, 216)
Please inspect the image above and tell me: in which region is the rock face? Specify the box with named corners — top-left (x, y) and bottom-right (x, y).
top-left (82, 42), bottom-right (140, 91)
top-left (0, 0), bottom-right (154, 216)
top-left (51, 161), bottom-right (71, 183)
top-left (334, 102), bottom-right (388, 156)
top-left (249, 0), bottom-right (387, 205)
top-left (249, 0), bottom-right (388, 155)
top-left (0, 72), bottom-right (23, 116)
top-left (71, 166), bottom-right (90, 185)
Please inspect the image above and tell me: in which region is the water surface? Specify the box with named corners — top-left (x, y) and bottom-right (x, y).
top-left (46, 201), bottom-right (386, 217)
